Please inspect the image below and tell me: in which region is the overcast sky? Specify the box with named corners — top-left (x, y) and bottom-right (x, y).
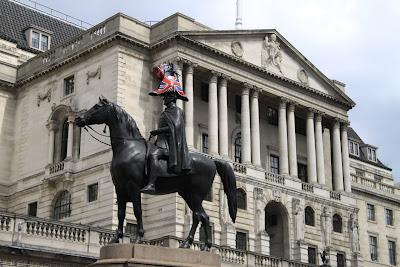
top-left (34, 0), bottom-right (400, 180)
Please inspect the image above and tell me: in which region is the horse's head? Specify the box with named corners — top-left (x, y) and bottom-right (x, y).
top-left (75, 96), bottom-right (112, 127)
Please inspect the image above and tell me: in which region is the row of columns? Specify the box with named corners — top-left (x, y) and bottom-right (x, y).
top-left (278, 99), bottom-right (351, 192)
top-left (175, 60), bottom-right (351, 192)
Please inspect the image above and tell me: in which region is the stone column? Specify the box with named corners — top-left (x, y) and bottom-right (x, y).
top-left (341, 122), bottom-right (352, 192)
top-left (315, 112), bottom-right (326, 185)
top-left (208, 72), bottom-right (219, 155)
top-left (306, 109), bottom-right (317, 184)
top-left (278, 99), bottom-right (289, 175)
top-left (250, 88), bottom-right (261, 166)
top-left (332, 119), bottom-right (344, 191)
top-left (184, 63), bottom-right (194, 148)
top-left (66, 115), bottom-right (75, 159)
top-left (287, 102), bottom-right (298, 177)
top-left (47, 120), bottom-right (57, 165)
top-left (174, 60), bottom-right (184, 110)
top-left (241, 85), bottom-right (252, 164)
top-left (218, 76), bottom-right (229, 158)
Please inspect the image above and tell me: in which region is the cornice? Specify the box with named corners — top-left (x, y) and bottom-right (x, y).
top-left (152, 33), bottom-right (354, 110)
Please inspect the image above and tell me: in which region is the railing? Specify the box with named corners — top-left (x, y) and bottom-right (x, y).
top-left (301, 182), bottom-right (314, 193)
top-left (351, 174), bottom-right (395, 194)
top-left (265, 172), bottom-right (285, 185)
top-left (233, 162), bottom-right (247, 174)
top-left (0, 214), bottom-right (317, 266)
top-left (330, 191), bottom-right (341, 201)
top-left (49, 161), bottom-right (65, 174)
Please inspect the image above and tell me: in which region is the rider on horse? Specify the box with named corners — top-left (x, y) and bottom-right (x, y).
top-left (141, 63), bottom-right (192, 193)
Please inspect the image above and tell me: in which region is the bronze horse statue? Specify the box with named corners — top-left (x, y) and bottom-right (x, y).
top-left (75, 96), bottom-right (237, 251)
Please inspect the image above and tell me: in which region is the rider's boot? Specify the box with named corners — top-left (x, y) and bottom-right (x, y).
top-left (141, 183), bottom-right (155, 193)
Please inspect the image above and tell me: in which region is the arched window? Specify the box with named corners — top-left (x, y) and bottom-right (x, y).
top-left (60, 119), bottom-right (69, 161)
top-left (305, 206), bottom-right (315, 226)
top-left (237, 188), bottom-right (247, 210)
top-left (332, 213), bottom-right (342, 233)
top-left (234, 133), bottom-right (241, 163)
top-left (53, 190), bottom-right (71, 220)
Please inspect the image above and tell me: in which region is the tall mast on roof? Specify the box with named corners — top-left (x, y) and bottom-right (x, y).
top-left (235, 0), bottom-right (242, 29)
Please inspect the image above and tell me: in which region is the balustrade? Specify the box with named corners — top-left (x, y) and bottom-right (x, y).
top-left (49, 161), bottom-right (65, 174)
top-left (351, 174), bottom-right (395, 194)
top-left (255, 254), bottom-right (281, 267)
top-left (26, 220), bottom-right (87, 242)
top-left (265, 172), bottom-right (285, 185)
top-left (233, 162), bottom-right (246, 174)
top-left (330, 191), bottom-right (341, 200)
top-left (0, 215), bottom-right (12, 231)
top-left (301, 182), bottom-right (314, 193)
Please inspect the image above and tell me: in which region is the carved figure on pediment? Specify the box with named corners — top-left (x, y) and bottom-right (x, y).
top-left (321, 206), bottom-right (332, 247)
top-left (254, 188), bottom-right (267, 234)
top-left (231, 41), bottom-right (244, 58)
top-left (262, 34), bottom-right (283, 74)
top-left (293, 198), bottom-right (304, 241)
top-left (349, 213), bottom-right (360, 252)
top-left (297, 68), bottom-right (309, 85)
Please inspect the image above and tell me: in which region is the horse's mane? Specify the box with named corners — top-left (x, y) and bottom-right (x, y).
top-left (109, 102), bottom-right (144, 139)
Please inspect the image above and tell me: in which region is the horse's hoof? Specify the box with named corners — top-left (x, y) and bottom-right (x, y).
top-left (109, 237), bottom-right (120, 244)
top-left (179, 241), bottom-right (191, 249)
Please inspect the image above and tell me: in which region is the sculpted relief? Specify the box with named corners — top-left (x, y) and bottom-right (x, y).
top-left (261, 33), bottom-right (283, 74)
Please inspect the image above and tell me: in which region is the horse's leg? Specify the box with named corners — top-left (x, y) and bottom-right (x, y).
top-left (132, 192), bottom-right (144, 243)
top-left (180, 210), bottom-right (200, 249)
top-left (198, 207), bottom-right (212, 251)
top-left (110, 198), bottom-right (126, 243)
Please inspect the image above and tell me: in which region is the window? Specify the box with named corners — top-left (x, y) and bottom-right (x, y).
top-left (307, 246), bottom-right (317, 264)
top-left (125, 223), bottom-right (137, 239)
top-left (386, 209), bottom-right (394, 226)
top-left (389, 240), bottom-right (396, 266)
top-left (201, 82), bottom-right (208, 102)
top-left (367, 147), bottom-right (377, 162)
top-left (305, 206), bottom-right (315, 226)
top-left (64, 75), bottom-right (75, 96)
top-left (267, 107), bottom-right (278, 126)
top-left (355, 168), bottom-right (365, 177)
top-left (234, 133), bottom-right (241, 163)
top-left (88, 183), bottom-right (98, 202)
top-left (28, 202), bottom-right (38, 217)
top-left (367, 204), bottom-right (375, 221)
top-left (295, 117), bottom-right (306, 135)
top-left (348, 141), bottom-right (360, 157)
top-left (202, 133), bottom-right (208, 153)
top-left (30, 30), bottom-right (50, 51)
top-left (235, 95), bottom-right (241, 113)
top-left (270, 155), bottom-right (279, 174)
top-left (41, 34), bottom-right (49, 51)
top-left (369, 235), bottom-right (378, 261)
top-left (31, 31), bottom-right (40, 49)
top-left (298, 163), bottom-right (308, 183)
top-left (267, 214), bottom-right (278, 227)
top-left (236, 231), bottom-right (247, 250)
top-left (374, 174), bottom-right (383, 182)
top-left (199, 224), bottom-right (213, 243)
top-left (60, 119), bottom-right (69, 161)
top-left (237, 188), bottom-right (247, 210)
top-left (337, 252), bottom-right (346, 267)
top-left (333, 214), bottom-right (342, 233)
top-left (53, 190), bottom-right (71, 220)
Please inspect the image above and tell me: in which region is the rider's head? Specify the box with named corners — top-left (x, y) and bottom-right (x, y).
top-left (163, 92), bottom-right (177, 106)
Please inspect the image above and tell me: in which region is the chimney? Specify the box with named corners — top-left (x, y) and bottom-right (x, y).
top-left (235, 0), bottom-right (242, 29)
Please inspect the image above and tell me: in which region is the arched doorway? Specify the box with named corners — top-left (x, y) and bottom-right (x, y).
top-left (265, 201), bottom-right (290, 259)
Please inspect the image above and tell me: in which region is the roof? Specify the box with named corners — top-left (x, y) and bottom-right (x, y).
top-left (0, 0), bottom-right (83, 53)
top-left (348, 127), bottom-right (391, 171)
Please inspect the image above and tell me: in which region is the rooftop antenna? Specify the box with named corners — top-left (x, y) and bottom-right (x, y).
top-left (235, 0), bottom-right (242, 29)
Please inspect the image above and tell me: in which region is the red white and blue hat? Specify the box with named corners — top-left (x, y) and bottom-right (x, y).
top-left (150, 63), bottom-right (188, 101)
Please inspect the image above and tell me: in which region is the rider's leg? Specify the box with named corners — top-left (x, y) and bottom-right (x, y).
top-left (141, 148), bottom-right (165, 192)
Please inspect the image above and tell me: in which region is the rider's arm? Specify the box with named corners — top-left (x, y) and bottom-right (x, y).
top-left (150, 126), bottom-right (169, 136)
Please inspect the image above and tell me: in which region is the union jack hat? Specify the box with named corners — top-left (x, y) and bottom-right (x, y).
top-left (150, 63), bottom-right (188, 101)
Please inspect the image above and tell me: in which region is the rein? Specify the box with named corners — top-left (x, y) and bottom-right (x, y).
top-left (83, 125), bottom-right (145, 147)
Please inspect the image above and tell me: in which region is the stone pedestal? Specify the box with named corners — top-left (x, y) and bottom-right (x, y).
top-left (255, 232), bottom-right (269, 255)
top-left (91, 244), bottom-right (221, 267)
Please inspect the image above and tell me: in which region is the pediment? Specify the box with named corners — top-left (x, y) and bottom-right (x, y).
top-left (181, 30), bottom-right (354, 106)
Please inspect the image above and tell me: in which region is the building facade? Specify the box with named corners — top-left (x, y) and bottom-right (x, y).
top-left (0, 0), bottom-right (398, 266)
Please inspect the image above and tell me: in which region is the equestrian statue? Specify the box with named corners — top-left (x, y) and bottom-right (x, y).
top-left (75, 63), bottom-right (237, 251)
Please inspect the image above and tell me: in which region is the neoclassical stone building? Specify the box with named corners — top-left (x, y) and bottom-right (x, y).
top-left (0, 0), bottom-right (398, 266)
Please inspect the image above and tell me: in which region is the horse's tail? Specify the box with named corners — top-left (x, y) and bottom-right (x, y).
top-left (214, 160), bottom-right (237, 223)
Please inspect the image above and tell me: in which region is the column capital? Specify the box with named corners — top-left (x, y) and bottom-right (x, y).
top-left (315, 113), bottom-right (323, 122)
top-left (341, 120), bottom-right (350, 127)
top-left (209, 71), bottom-right (219, 83)
top-left (185, 63), bottom-right (194, 75)
top-left (251, 87), bottom-right (261, 98)
top-left (279, 98), bottom-right (288, 109)
top-left (220, 73), bottom-right (232, 81)
top-left (280, 97), bottom-right (290, 104)
top-left (242, 86), bottom-right (250, 95)
top-left (242, 82), bottom-right (253, 89)
top-left (46, 120), bottom-right (58, 131)
top-left (287, 102), bottom-right (296, 112)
